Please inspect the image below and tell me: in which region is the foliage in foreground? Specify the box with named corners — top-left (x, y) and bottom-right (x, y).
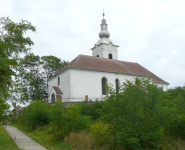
top-left (0, 125), bottom-right (19, 150)
top-left (18, 101), bottom-right (91, 140)
top-left (18, 100), bottom-right (50, 129)
top-left (99, 77), bottom-right (185, 149)
top-left (15, 78), bottom-right (185, 150)
top-left (77, 100), bottom-right (104, 120)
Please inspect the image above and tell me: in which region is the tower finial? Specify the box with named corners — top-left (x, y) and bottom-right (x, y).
top-left (103, 9), bottom-right (105, 20)
top-left (99, 10), bottom-right (110, 39)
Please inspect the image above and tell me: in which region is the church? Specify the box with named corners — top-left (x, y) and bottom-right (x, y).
top-left (47, 13), bottom-right (169, 103)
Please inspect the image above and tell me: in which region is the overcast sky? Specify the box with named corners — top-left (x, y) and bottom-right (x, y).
top-left (1, 0), bottom-right (185, 88)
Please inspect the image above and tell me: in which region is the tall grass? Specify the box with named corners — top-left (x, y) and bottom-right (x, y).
top-left (64, 131), bottom-right (97, 150)
top-left (158, 135), bottom-right (185, 150)
top-left (64, 130), bottom-right (122, 150)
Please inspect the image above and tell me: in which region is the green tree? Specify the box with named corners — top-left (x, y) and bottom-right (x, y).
top-left (0, 17), bottom-right (36, 121)
top-left (167, 85), bottom-right (185, 100)
top-left (100, 77), bottom-right (172, 150)
top-left (16, 54), bottom-right (69, 101)
top-left (16, 53), bottom-right (47, 101)
top-left (0, 98), bottom-right (10, 122)
top-left (0, 17), bottom-right (36, 99)
top-left (41, 55), bottom-right (69, 80)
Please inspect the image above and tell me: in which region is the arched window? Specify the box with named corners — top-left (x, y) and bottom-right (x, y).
top-left (115, 78), bottom-right (119, 93)
top-left (102, 77), bottom-right (107, 95)
top-left (58, 77), bottom-right (60, 86)
top-left (97, 55), bottom-right (99, 57)
top-left (52, 93), bottom-right (55, 103)
top-left (109, 53), bottom-right (112, 59)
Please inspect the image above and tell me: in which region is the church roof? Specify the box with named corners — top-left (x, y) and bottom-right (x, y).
top-left (53, 86), bottom-right (63, 94)
top-left (51, 55), bottom-right (169, 84)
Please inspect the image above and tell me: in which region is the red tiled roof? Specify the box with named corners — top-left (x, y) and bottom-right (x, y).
top-left (52, 55), bottom-right (169, 84)
top-left (53, 86), bottom-right (62, 94)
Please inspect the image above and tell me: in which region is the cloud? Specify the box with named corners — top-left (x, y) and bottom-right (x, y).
top-left (1, 0), bottom-right (185, 88)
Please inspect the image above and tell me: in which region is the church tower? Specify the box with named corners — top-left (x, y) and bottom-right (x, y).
top-left (91, 12), bottom-right (119, 60)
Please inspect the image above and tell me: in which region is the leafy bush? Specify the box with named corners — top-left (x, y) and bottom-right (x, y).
top-left (49, 101), bottom-right (65, 131)
top-left (167, 86), bottom-right (185, 100)
top-left (166, 95), bottom-right (185, 138)
top-left (90, 121), bottom-right (114, 147)
top-left (77, 100), bottom-right (104, 120)
top-left (100, 77), bottom-right (173, 150)
top-left (18, 100), bottom-right (50, 129)
top-left (65, 105), bottom-right (91, 133)
top-left (47, 104), bottom-right (91, 140)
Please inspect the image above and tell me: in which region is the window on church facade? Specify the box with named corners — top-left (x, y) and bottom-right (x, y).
top-left (102, 77), bottom-right (107, 95)
top-left (58, 77), bottom-right (60, 86)
top-left (52, 93), bottom-right (55, 103)
top-left (116, 78), bottom-right (119, 93)
top-left (109, 53), bottom-right (112, 59)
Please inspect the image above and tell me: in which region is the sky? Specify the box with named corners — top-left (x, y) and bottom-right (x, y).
top-left (1, 0), bottom-right (185, 88)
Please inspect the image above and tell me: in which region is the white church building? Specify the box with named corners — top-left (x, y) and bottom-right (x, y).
top-left (47, 13), bottom-right (169, 103)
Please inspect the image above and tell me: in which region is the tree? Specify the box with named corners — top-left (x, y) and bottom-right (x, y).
top-left (167, 85), bottom-right (185, 100)
top-left (16, 54), bottom-right (69, 101)
top-left (0, 17), bottom-right (36, 121)
top-left (0, 17), bottom-right (36, 100)
top-left (0, 98), bottom-right (10, 123)
top-left (16, 53), bottom-right (47, 101)
top-left (41, 55), bottom-right (69, 80)
top-left (100, 77), bottom-right (172, 149)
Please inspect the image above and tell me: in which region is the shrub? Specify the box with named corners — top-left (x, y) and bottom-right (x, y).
top-left (18, 100), bottom-right (50, 129)
top-left (166, 95), bottom-right (185, 138)
top-left (64, 105), bottom-right (91, 133)
top-left (90, 121), bottom-right (114, 147)
top-left (48, 105), bottom-right (91, 140)
top-left (100, 77), bottom-right (171, 149)
top-left (49, 101), bottom-right (65, 131)
top-left (77, 100), bottom-right (104, 120)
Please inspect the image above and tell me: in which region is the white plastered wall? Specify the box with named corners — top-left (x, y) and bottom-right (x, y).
top-left (48, 69), bottom-right (71, 103)
top-left (69, 68), bottom-right (141, 102)
top-left (48, 68), bottom-right (169, 102)
top-left (153, 83), bottom-right (169, 91)
top-left (92, 43), bottom-right (118, 60)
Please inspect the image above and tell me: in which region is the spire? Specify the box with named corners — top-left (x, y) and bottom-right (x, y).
top-left (103, 9), bottom-right (105, 20)
top-left (99, 11), bottom-right (110, 39)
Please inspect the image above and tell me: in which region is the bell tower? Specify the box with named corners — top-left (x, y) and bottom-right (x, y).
top-left (91, 12), bottom-right (119, 60)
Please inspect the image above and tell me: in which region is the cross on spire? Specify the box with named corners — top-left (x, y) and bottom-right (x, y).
top-left (103, 9), bottom-right (105, 20)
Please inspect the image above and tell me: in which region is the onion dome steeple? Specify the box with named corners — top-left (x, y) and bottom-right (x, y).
top-left (99, 11), bottom-right (110, 38)
top-left (91, 11), bottom-right (119, 60)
